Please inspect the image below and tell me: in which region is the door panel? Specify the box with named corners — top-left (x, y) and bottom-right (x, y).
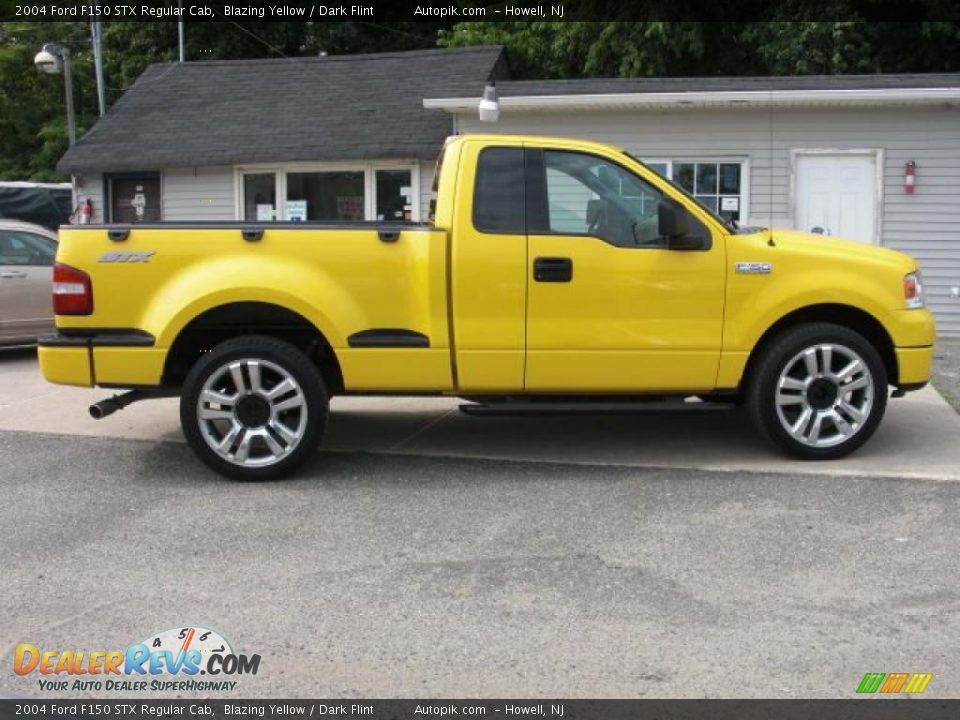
top-left (526, 235), bottom-right (725, 392)
top-left (450, 141), bottom-right (528, 392)
top-left (525, 149), bottom-right (726, 393)
top-left (796, 154), bottom-right (877, 243)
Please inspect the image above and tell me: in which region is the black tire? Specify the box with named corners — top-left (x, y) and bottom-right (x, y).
top-left (180, 335), bottom-right (328, 481)
top-left (746, 323), bottom-right (887, 460)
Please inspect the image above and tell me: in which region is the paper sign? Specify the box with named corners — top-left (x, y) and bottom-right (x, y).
top-left (285, 200), bottom-right (307, 222)
top-left (256, 204), bottom-right (274, 221)
top-left (721, 197), bottom-right (740, 212)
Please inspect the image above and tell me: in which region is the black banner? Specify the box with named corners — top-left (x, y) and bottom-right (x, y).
top-left (3, 0), bottom-right (959, 22)
top-left (1, 700), bottom-right (959, 720)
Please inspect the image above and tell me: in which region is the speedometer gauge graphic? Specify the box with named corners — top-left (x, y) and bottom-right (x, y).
top-left (139, 626), bottom-right (233, 667)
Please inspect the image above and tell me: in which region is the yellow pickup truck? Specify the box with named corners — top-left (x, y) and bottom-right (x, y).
top-left (40, 134), bottom-right (935, 479)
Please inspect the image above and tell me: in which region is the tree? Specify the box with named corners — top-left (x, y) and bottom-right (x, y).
top-left (0, 23), bottom-right (100, 181)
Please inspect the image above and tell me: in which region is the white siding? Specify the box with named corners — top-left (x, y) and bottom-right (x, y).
top-left (418, 160), bottom-right (436, 221)
top-left (162, 166), bottom-right (235, 221)
top-left (73, 174), bottom-right (105, 224)
top-left (458, 105), bottom-right (960, 336)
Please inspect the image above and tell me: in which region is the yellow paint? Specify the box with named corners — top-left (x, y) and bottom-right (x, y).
top-left (896, 346), bottom-right (934, 385)
top-left (38, 347), bottom-right (92, 387)
top-left (92, 348), bottom-right (166, 386)
top-left (41, 134), bottom-right (935, 397)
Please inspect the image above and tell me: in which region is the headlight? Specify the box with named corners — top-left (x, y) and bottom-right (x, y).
top-left (904, 271), bottom-right (925, 309)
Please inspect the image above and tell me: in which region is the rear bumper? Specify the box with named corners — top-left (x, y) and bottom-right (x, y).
top-left (895, 345), bottom-right (934, 388)
top-left (38, 331), bottom-right (165, 388)
top-left (38, 329), bottom-right (155, 348)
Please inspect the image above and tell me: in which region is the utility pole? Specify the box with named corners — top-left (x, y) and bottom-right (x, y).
top-left (90, 10), bottom-right (106, 116)
top-left (178, 0), bottom-right (185, 62)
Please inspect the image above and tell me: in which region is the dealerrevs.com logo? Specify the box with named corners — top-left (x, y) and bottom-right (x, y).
top-left (14, 626), bottom-right (260, 693)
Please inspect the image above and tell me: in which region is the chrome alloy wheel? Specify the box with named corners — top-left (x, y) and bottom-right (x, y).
top-left (196, 358), bottom-right (308, 467)
top-left (774, 343), bottom-right (875, 448)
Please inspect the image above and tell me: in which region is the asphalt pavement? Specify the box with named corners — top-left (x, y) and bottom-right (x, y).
top-left (3, 345), bottom-right (960, 700)
top-left (2, 430), bottom-right (959, 699)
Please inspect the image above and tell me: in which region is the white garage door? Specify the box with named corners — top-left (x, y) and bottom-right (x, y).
top-left (795, 153), bottom-right (878, 244)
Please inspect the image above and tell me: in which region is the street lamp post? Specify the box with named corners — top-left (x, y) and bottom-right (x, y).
top-left (34, 43), bottom-right (76, 146)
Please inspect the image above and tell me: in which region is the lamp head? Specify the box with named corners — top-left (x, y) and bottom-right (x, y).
top-left (34, 44), bottom-right (63, 74)
top-left (478, 82), bottom-right (500, 123)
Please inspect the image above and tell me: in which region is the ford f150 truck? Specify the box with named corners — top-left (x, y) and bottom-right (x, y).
top-left (39, 134), bottom-right (935, 479)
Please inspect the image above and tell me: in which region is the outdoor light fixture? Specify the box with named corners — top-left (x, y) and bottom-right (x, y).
top-left (478, 82), bottom-right (500, 122)
top-left (34, 42), bottom-right (76, 146)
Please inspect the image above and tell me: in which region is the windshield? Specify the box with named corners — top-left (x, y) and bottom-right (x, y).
top-left (622, 151), bottom-right (741, 234)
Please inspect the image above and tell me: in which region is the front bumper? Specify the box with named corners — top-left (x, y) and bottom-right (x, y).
top-left (895, 345), bottom-right (934, 388)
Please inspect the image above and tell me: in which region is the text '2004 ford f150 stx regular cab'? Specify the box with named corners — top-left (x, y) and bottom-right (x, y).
top-left (39, 134), bottom-right (935, 479)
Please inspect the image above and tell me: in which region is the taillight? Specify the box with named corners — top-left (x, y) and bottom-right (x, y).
top-left (53, 262), bottom-right (93, 315)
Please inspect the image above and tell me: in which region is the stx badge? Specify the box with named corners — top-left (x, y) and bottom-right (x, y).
top-left (99, 251), bottom-right (156, 263)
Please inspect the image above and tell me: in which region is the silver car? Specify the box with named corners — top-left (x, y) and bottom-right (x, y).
top-left (0, 219), bottom-right (58, 346)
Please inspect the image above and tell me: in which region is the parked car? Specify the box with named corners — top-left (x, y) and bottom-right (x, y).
top-left (0, 219), bottom-right (58, 346)
top-left (39, 134), bottom-right (934, 479)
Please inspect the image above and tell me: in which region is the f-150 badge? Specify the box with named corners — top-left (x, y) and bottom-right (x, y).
top-left (735, 262), bottom-right (772, 274)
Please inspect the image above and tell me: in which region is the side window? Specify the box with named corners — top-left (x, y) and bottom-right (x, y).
top-left (473, 147), bottom-right (525, 234)
top-left (544, 150), bottom-right (666, 248)
top-left (0, 231), bottom-right (56, 267)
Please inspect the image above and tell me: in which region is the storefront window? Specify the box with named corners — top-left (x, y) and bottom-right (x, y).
top-left (237, 165), bottom-right (417, 222)
top-left (286, 171), bottom-right (364, 221)
top-left (375, 169), bottom-right (413, 221)
top-left (243, 173), bottom-right (276, 221)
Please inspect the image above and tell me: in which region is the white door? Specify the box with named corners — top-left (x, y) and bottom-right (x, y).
top-left (795, 153), bottom-right (878, 244)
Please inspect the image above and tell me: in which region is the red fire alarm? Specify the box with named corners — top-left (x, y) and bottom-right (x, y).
top-left (905, 161), bottom-right (916, 194)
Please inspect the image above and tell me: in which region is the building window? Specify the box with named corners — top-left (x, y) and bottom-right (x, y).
top-left (287, 171), bottom-right (364, 221)
top-left (235, 163), bottom-right (418, 222)
top-left (375, 169), bottom-right (413, 221)
top-left (242, 173), bottom-right (277, 221)
top-left (644, 160), bottom-right (746, 223)
top-left (104, 173), bottom-right (161, 223)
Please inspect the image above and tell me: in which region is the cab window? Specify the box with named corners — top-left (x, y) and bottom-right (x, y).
top-left (473, 147), bottom-right (525, 234)
top-left (543, 150), bottom-right (665, 248)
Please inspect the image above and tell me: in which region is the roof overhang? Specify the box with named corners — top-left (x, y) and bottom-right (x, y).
top-left (424, 87), bottom-right (960, 113)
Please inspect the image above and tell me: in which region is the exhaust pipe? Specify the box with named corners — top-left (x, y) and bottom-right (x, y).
top-left (89, 389), bottom-right (157, 419)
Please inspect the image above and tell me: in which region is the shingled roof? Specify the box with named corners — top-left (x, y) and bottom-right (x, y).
top-left (58, 46), bottom-right (508, 174)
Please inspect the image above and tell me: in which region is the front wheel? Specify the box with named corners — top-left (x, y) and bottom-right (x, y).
top-left (180, 335), bottom-right (328, 480)
top-left (747, 323), bottom-right (887, 460)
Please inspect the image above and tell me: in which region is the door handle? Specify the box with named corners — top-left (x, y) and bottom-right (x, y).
top-left (533, 257), bottom-right (573, 283)
top-left (1, 271), bottom-right (27, 279)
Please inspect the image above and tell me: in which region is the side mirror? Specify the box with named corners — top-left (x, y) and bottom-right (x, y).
top-left (658, 199), bottom-right (707, 250)
top-left (658, 199), bottom-right (690, 239)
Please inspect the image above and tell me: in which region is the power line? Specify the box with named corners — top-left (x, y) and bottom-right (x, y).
top-left (225, 20), bottom-right (292, 60)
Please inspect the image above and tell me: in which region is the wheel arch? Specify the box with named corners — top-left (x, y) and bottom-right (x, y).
top-left (740, 304), bottom-right (898, 391)
top-left (162, 301), bottom-right (344, 394)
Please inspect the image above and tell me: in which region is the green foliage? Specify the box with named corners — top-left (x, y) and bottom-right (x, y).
top-left (440, 21), bottom-right (960, 78)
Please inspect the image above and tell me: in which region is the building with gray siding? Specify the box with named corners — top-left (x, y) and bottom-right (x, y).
top-left (57, 47), bottom-right (960, 335)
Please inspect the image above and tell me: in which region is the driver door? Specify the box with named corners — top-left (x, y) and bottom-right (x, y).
top-left (524, 147), bottom-right (726, 392)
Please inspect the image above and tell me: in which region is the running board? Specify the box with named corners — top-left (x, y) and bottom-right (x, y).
top-left (458, 400), bottom-right (735, 417)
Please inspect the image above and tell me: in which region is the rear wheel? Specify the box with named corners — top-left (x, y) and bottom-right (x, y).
top-left (747, 323), bottom-right (887, 459)
top-left (180, 335), bottom-right (327, 480)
